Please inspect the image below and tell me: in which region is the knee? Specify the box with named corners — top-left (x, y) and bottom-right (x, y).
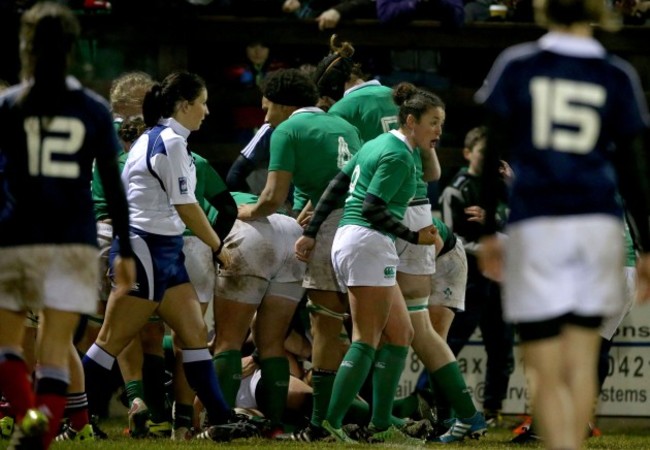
top-left (402, 322), bottom-right (415, 346)
top-left (385, 322), bottom-right (414, 348)
top-left (310, 314), bottom-right (345, 339)
top-left (175, 326), bottom-right (208, 349)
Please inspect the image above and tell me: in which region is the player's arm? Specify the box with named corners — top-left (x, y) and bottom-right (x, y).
top-left (613, 130), bottom-right (650, 254)
top-left (207, 191), bottom-right (237, 243)
top-left (296, 171), bottom-right (349, 262)
top-left (176, 203), bottom-right (221, 252)
top-left (225, 155), bottom-right (255, 192)
top-left (420, 146), bottom-right (441, 182)
top-left (477, 113), bottom-right (511, 282)
top-left (226, 124), bottom-right (273, 192)
top-left (362, 193), bottom-right (418, 243)
top-left (478, 114), bottom-right (510, 237)
top-left (202, 160), bottom-right (237, 241)
top-left (95, 154), bottom-right (133, 257)
top-left (238, 170), bottom-right (292, 220)
top-left (303, 171), bottom-right (350, 238)
top-left (614, 128), bottom-right (650, 302)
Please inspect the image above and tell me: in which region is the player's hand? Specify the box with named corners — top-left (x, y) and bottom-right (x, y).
top-left (241, 355), bottom-right (259, 378)
top-left (213, 247), bottom-right (232, 269)
top-left (478, 234), bottom-right (504, 283)
top-left (499, 160), bottom-right (515, 184)
top-left (298, 211), bottom-right (313, 229)
top-left (283, 0), bottom-right (300, 13)
top-left (237, 204), bottom-right (255, 221)
top-left (636, 253), bottom-right (650, 303)
top-left (433, 230), bottom-right (444, 256)
top-left (295, 235), bottom-right (316, 262)
top-left (112, 256), bottom-right (136, 298)
top-left (465, 205), bottom-right (486, 224)
top-left (416, 224), bottom-right (439, 245)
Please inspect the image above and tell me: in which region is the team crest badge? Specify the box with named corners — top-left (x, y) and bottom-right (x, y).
top-left (178, 177), bottom-right (188, 194)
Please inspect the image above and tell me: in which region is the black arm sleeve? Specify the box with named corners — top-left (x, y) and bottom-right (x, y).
top-left (362, 193), bottom-right (419, 244)
top-left (303, 171), bottom-right (351, 238)
top-left (96, 156), bottom-right (133, 257)
top-left (225, 154), bottom-right (255, 192)
top-left (479, 113), bottom-right (511, 236)
top-left (207, 190), bottom-right (237, 243)
top-left (613, 130), bottom-right (650, 252)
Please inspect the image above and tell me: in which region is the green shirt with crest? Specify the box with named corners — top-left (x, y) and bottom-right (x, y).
top-left (268, 107), bottom-right (362, 209)
top-left (340, 131), bottom-right (416, 239)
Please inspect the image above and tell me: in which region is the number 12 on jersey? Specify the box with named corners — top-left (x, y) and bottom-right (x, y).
top-left (25, 116), bottom-right (84, 178)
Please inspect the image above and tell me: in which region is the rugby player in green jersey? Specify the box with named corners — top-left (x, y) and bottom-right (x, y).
top-left (236, 68), bottom-right (363, 440)
top-left (295, 82), bottom-right (441, 443)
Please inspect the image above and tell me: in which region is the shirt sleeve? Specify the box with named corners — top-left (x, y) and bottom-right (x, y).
top-left (152, 134), bottom-right (197, 205)
top-left (366, 152), bottom-right (412, 203)
top-left (268, 129), bottom-right (295, 173)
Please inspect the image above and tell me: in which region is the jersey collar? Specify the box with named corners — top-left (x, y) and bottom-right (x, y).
top-left (290, 107), bottom-right (325, 117)
top-left (159, 117), bottom-right (191, 140)
top-left (65, 76), bottom-right (82, 90)
top-left (389, 129), bottom-right (414, 153)
top-left (539, 31), bottom-right (605, 58)
top-left (23, 76), bottom-right (82, 91)
top-left (343, 79), bottom-right (381, 97)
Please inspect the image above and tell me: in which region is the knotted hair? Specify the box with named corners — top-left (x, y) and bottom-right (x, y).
top-left (312, 35), bottom-right (356, 101)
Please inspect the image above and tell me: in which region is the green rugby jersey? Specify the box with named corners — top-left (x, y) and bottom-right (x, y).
top-left (328, 81), bottom-right (398, 143)
top-left (328, 81), bottom-right (431, 200)
top-left (231, 191), bottom-right (258, 206)
top-left (413, 149), bottom-right (428, 200)
top-left (184, 152), bottom-right (228, 236)
top-left (269, 107), bottom-right (362, 208)
top-left (431, 215), bottom-right (450, 244)
top-left (92, 149), bottom-right (128, 221)
top-left (624, 221), bottom-right (636, 267)
top-left (340, 131), bottom-right (416, 239)
top-left (232, 191), bottom-right (291, 216)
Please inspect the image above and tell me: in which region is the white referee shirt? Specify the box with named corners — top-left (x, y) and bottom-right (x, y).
top-left (122, 118), bottom-right (197, 236)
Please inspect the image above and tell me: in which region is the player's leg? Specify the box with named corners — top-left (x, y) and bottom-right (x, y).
top-left (254, 288), bottom-right (301, 430)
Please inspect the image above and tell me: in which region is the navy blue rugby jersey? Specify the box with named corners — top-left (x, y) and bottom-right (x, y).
top-left (0, 77), bottom-right (121, 247)
top-left (475, 32), bottom-right (649, 224)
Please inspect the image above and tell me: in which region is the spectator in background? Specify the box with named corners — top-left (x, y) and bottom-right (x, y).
top-left (438, 126), bottom-right (514, 427)
top-left (377, 0), bottom-right (465, 29)
top-left (282, 0), bottom-right (376, 30)
top-left (222, 39), bottom-right (286, 145)
top-left (614, 0), bottom-right (650, 24)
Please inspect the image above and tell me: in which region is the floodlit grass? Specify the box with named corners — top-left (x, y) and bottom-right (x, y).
top-left (2, 417), bottom-right (649, 449)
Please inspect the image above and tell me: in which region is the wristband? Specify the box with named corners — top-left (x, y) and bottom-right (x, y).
top-left (213, 242), bottom-right (225, 266)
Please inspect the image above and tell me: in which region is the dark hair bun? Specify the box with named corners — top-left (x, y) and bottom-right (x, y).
top-left (392, 82), bottom-right (418, 106)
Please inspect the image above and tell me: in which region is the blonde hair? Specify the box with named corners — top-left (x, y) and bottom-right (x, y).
top-left (110, 71), bottom-right (154, 118)
top-left (464, 126), bottom-right (487, 150)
